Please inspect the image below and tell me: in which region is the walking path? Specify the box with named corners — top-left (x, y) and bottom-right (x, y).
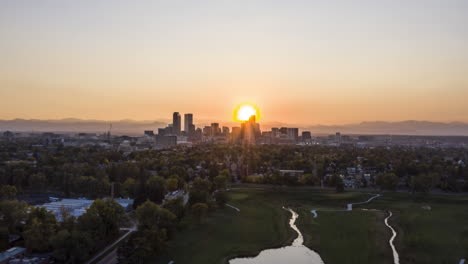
top-left (347, 194), bottom-right (381, 211)
top-left (384, 211), bottom-right (400, 264)
top-left (310, 193), bottom-right (382, 218)
top-left (310, 193), bottom-right (401, 264)
top-left (226, 203), bottom-right (240, 212)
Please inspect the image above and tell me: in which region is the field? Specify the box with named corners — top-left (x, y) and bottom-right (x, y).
top-left (155, 186), bottom-right (468, 264)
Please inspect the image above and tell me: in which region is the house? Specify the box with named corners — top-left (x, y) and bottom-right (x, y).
top-left (0, 247), bottom-right (26, 264)
top-left (279, 170), bottom-right (304, 179)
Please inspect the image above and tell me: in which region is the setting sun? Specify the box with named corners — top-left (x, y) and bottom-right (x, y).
top-left (234, 104), bottom-right (260, 122)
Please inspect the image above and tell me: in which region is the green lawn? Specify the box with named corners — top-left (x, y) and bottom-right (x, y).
top-left (363, 192), bottom-right (468, 264)
top-left (154, 186), bottom-right (468, 264)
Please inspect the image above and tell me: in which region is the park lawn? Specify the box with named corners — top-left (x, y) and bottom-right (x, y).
top-left (362, 192), bottom-right (468, 264)
top-left (296, 208), bottom-right (393, 264)
top-left (154, 187), bottom-right (370, 264)
top-left (155, 187), bottom-right (468, 264)
top-left (155, 188), bottom-right (296, 264)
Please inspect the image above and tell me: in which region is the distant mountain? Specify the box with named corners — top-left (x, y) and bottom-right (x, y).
top-left (1, 119), bottom-right (468, 136)
top-left (0, 119), bottom-right (167, 135)
top-left (303, 121), bottom-right (468, 136)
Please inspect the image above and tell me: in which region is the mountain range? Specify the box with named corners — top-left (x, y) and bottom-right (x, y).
top-left (1, 119), bottom-right (468, 136)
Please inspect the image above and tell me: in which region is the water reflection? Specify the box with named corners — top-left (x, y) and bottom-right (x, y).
top-left (229, 208), bottom-right (324, 264)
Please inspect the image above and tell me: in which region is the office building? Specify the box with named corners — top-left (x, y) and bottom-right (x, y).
top-left (173, 112), bottom-right (181, 135)
top-left (302, 131), bottom-right (312, 140)
top-left (184, 113), bottom-right (194, 135)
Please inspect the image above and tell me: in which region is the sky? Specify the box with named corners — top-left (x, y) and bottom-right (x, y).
top-left (1, 0), bottom-right (467, 125)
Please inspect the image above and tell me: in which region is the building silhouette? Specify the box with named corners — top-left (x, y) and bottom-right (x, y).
top-left (173, 112), bottom-right (181, 135)
top-left (184, 113), bottom-right (195, 135)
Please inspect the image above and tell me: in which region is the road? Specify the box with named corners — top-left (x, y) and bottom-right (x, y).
top-left (85, 226), bottom-right (136, 264)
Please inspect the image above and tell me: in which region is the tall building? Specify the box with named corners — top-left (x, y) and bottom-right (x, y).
top-left (302, 131), bottom-right (312, 140)
top-left (172, 112), bottom-right (181, 135)
top-left (211, 123), bottom-right (220, 136)
top-left (184, 113), bottom-right (194, 135)
top-left (287, 128), bottom-right (299, 141)
top-left (241, 115), bottom-right (259, 144)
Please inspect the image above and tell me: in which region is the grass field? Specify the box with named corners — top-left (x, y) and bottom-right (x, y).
top-left (155, 186), bottom-right (468, 264)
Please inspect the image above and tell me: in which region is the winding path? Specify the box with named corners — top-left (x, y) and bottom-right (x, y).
top-left (309, 193), bottom-right (401, 264)
top-left (384, 211), bottom-right (400, 264)
top-left (226, 203), bottom-right (240, 212)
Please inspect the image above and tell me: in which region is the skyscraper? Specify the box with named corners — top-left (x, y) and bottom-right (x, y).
top-left (184, 113), bottom-right (194, 135)
top-left (173, 112), bottom-right (181, 135)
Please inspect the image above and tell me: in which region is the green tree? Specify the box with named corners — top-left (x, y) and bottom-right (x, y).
top-left (376, 173), bottom-right (399, 191)
top-left (24, 207), bottom-right (57, 252)
top-left (122, 178), bottom-right (136, 198)
top-left (191, 203), bottom-right (208, 223)
top-left (0, 185), bottom-right (17, 199)
top-left (214, 191), bottom-right (228, 208)
top-left (336, 177), bottom-right (345, 193)
top-left (0, 200), bottom-right (27, 233)
top-left (410, 173), bottom-right (434, 193)
top-left (50, 229), bottom-right (93, 263)
top-left (166, 177), bottom-right (179, 192)
top-left (136, 200), bottom-right (176, 231)
top-left (188, 177), bottom-right (212, 204)
top-left (163, 197), bottom-right (185, 219)
top-left (146, 175), bottom-right (167, 203)
top-left (77, 199), bottom-right (124, 249)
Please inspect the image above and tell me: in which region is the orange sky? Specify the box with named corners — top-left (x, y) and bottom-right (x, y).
top-left (1, 1), bottom-right (467, 125)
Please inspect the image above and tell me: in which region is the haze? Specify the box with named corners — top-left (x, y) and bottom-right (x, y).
top-left (1, 0), bottom-right (468, 125)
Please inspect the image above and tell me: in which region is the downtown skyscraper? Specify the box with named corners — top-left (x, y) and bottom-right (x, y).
top-left (173, 112), bottom-right (181, 135)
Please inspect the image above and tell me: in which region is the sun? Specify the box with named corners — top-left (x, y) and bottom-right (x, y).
top-left (233, 103), bottom-right (260, 122)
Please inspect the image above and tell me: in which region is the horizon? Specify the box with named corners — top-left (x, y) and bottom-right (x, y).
top-left (2, 0), bottom-right (468, 124)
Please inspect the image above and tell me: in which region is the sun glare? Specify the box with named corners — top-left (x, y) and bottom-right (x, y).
top-left (234, 104), bottom-right (260, 122)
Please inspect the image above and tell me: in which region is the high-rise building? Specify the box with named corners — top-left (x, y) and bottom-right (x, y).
top-left (173, 112), bottom-right (181, 135)
top-left (302, 131), bottom-right (312, 140)
top-left (184, 113), bottom-right (194, 134)
top-left (336, 132), bottom-right (341, 143)
top-left (287, 128), bottom-right (299, 141)
top-left (211, 123), bottom-right (221, 136)
top-left (222, 126), bottom-right (230, 135)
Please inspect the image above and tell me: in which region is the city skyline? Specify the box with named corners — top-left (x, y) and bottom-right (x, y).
top-left (1, 0), bottom-right (468, 124)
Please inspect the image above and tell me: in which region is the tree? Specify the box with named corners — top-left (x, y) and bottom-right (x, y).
top-left (146, 176), bottom-right (167, 203)
top-left (336, 177), bottom-right (345, 193)
top-left (300, 173), bottom-right (319, 185)
top-left (0, 200), bottom-right (27, 233)
top-left (376, 173), bottom-right (399, 191)
top-left (410, 173), bottom-right (434, 193)
top-left (0, 185), bottom-right (17, 199)
top-left (191, 203), bottom-right (208, 223)
top-left (188, 177), bottom-right (212, 204)
top-left (77, 199), bottom-right (124, 249)
top-left (29, 173), bottom-right (47, 191)
top-left (163, 197), bottom-right (185, 219)
top-left (24, 207), bottom-right (57, 252)
top-left (213, 175), bottom-right (228, 190)
top-left (122, 178), bottom-right (136, 198)
top-left (166, 177), bottom-right (179, 192)
top-left (214, 191), bottom-right (228, 207)
top-left (136, 200), bottom-right (176, 231)
top-left (50, 229), bottom-right (93, 263)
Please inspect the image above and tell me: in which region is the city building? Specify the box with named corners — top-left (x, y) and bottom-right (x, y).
top-left (36, 198), bottom-right (134, 222)
top-left (0, 247), bottom-right (26, 264)
top-left (211, 123), bottom-right (221, 136)
top-left (184, 113), bottom-right (195, 135)
top-left (155, 135), bottom-right (177, 148)
top-left (302, 131), bottom-right (312, 140)
top-left (173, 112), bottom-right (181, 135)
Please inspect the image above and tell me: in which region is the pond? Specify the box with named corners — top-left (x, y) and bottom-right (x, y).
top-left (229, 208), bottom-right (324, 264)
